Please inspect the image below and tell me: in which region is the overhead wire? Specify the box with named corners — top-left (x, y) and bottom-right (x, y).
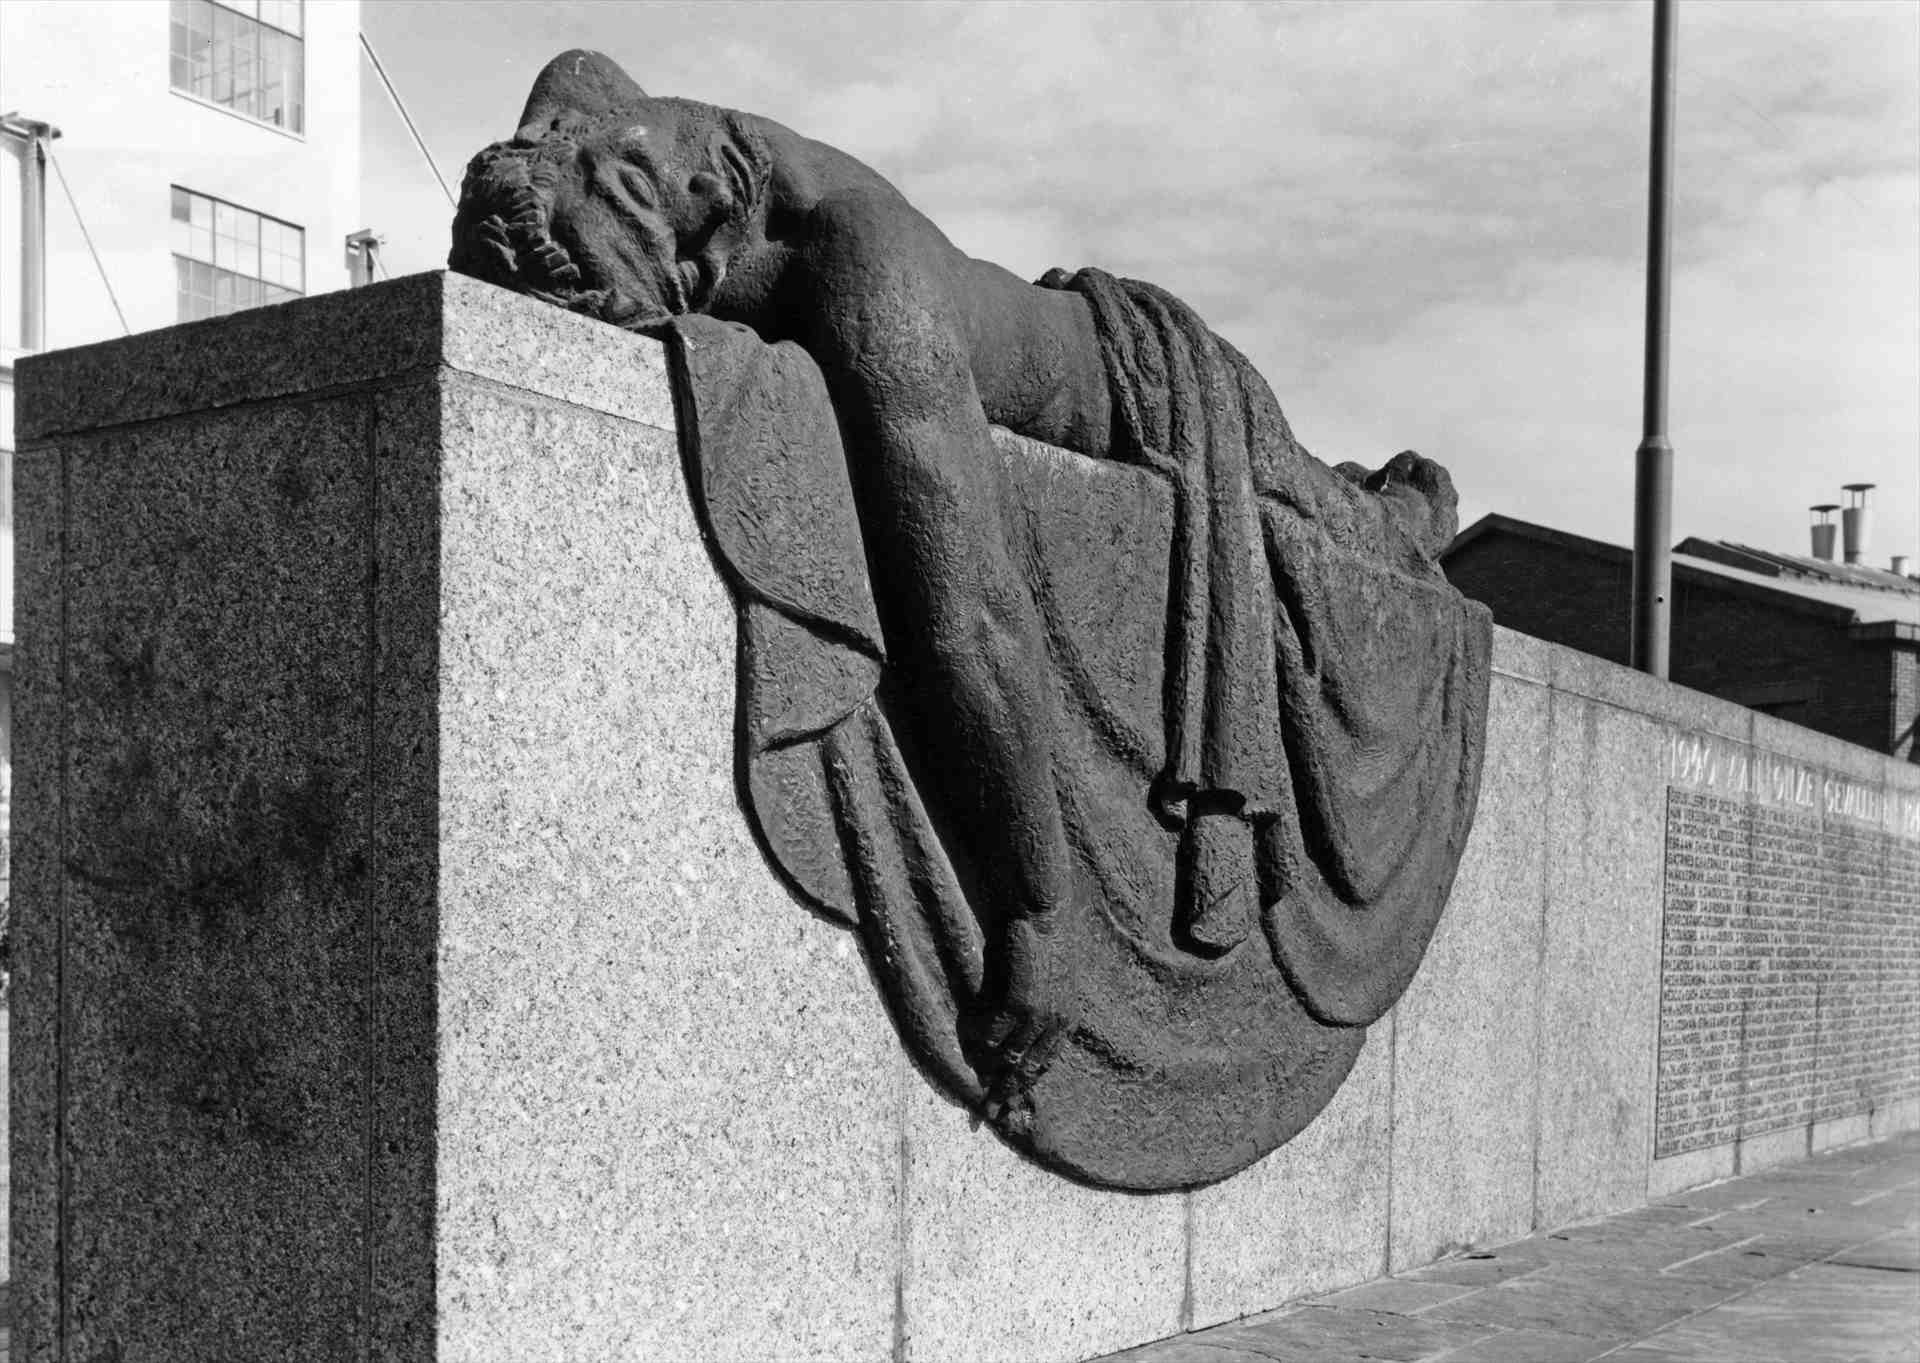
top-left (45, 143), bottom-right (130, 336)
top-left (360, 32), bottom-right (456, 209)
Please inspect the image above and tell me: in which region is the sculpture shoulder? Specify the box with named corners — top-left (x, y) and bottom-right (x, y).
top-left (795, 188), bottom-right (968, 294)
top-left (792, 191), bottom-right (1112, 454)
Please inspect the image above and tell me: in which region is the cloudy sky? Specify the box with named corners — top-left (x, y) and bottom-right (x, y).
top-left (362, 0), bottom-right (1919, 564)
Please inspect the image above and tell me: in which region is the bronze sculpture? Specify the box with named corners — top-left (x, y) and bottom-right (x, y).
top-left (451, 50), bottom-right (1491, 1190)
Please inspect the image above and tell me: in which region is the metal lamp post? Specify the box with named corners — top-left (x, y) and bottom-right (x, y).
top-left (1630, 0), bottom-right (1677, 677)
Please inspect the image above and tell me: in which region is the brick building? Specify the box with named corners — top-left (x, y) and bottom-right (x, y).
top-left (1443, 514), bottom-right (1920, 760)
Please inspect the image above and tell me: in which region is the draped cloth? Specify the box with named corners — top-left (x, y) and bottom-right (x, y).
top-left (666, 270), bottom-right (1491, 1191)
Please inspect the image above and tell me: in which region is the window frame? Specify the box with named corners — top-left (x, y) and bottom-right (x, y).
top-left (168, 0), bottom-right (308, 140)
top-left (171, 185), bottom-right (306, 324)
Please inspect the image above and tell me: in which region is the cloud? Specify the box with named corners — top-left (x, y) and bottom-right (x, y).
top-left (364, 0), bottom-right (1919, 556)
top-left (1260, 164), bottom-right (1919, 555)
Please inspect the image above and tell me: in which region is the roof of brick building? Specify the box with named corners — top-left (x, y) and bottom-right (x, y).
top-left (1447, 515), bottom-right (1920, 628)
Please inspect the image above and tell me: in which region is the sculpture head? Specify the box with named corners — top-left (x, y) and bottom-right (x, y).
top-left (450, 51), bottom-right (773, 326)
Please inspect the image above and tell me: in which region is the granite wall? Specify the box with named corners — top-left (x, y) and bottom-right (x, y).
top-left (9, 273), bottom-right (1918, 1362)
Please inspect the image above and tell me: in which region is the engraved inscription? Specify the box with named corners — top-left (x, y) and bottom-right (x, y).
top-left (1655, 789), bottom-right (1750, 1155)
top-left (1667, 732), bottom-right (1920, 838)
top-left (1656, 776), bottom-right (1920, 1160)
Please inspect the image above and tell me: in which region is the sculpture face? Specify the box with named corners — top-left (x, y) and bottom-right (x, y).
top-left (452, 96), bottom-right (770, 326)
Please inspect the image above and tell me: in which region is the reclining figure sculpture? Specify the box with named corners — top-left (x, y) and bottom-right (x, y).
top-left (451, 50), bottom-right (1492, 1191)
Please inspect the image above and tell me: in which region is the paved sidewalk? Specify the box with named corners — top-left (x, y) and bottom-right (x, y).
top-left (1101, 1131), bottom-right (1920, 1363)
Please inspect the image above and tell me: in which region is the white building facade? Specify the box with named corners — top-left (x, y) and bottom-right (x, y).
top-left (2, 0), bottom-right (362, 357)
top-left (1, 0), bottom-right (362, 864)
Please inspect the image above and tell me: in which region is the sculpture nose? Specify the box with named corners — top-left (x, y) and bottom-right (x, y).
top-left (687, 171), bottom-right (734, 222)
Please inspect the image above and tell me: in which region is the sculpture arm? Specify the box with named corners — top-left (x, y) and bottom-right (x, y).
top-left (757, 181), bottom-right (1112, 461)
top-left (787, 189), bottom-right (1083, 1098)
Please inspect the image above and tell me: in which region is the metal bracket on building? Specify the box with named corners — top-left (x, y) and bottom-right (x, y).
top-left (344, 228), bottom-right (385, 288)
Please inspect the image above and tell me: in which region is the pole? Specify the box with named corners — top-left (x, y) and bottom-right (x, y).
top-left (1630, 0), bottom-right (1676, 677)
top-left (23, 128), bottom-right (46, 350)
top-left (2, 114), bottom-right (59, 351)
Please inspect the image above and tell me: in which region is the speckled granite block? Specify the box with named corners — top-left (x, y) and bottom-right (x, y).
top-left (8, 446), bottom-right (64, 1362)
top-left (1810, 1114), bottom-right (1871, 1153)
top-left (1648, 1144), bottom-right (1736, 1201)
top-left (1187, 1023), bottom-right (1392, 1329)
top-left (13, 273), bottom-right (443, 440)
top-left (1870, 1095), bottom-right (1920, 1138)
top-left (1490, 624), bottom-right (1554, 685)
top-left (367, 384), bottom-right (445, 1363)
top-left (1389, 672), bottom-right (1550, 1272)
top-left (1535, 694), bottom-right (1665, 1225)
top-left (0, 1006), bottom-right (10, 1268)
top-left (1734, 1125), bottom-right (1811, 1176)
top-left (1549, 646), bottom-right (1753, 745)
top-left (16, 398), bottom-right (379, 1361)
top-left (10, 281), bottom-right (894, 1362)
top-left (437, 275), bottom-right (676, 428)
top-left (429, 380), bottom-right (898, 1362)
top-left (11, 271), bottom-right (672, 442)
top-left (902, 1078), bottom-right (1186, 1362)
top-left (1749, 708), bottom-right (1891, 777)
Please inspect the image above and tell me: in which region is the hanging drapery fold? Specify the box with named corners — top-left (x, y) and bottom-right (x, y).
top-left (663, 269), bottom-right (1490, 1189)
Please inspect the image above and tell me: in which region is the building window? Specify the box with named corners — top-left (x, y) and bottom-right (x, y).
top-left (169, 0), bottom-right (305, 134)
top-left (172, 188), bottom-right (304, 322)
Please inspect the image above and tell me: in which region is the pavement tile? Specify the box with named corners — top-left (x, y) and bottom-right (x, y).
top-left (1612, 1205), bottom-right (1722, 1230)
top-left (1848, 1156), bottom-right (1920, 1181)
top-left (1426, 1326), bottom-right (1620, 1362)
top-left (1848, 1179), bottom-right (1920, 1209)
top-left (1210, 1303), bottom-right (1500, 1361)
top-left (1095, 1137), bottom-right (1920, 1363)
top-left (1404, 1252), bottom-right (1550, 1288)
top-left (1311, 1278), bottom-right (1477, 1316)
top-left (1827, 1228), bottom-right (1920, 1274)
top-left (1419, 1262), bottom-right (1734, 1341)
top-left (1736, 1196), bottom-right (1871, 1221)
top-left (1097, 1339), bottom-right (1276, 1363)
top-left (1766, 1182), bottom-right (1920, 1220)
top-left (1661, 1180), bottom-right (1773, 1210)
top-left (1696, 1203), bottom-right (1911, 1248)
top-left (1518, 1224), bottom-right (1744, 1271)
top-left (1629, 1262), bottom-right (1920, 1363)
top-left (1751, 1163), bottom-right (1872, 1185)
top-left (1739, 1175), bottom-right (1851, 1197)
top-left (1845, 1190), bottom-right (1920, 1226)
top-left (1660, 1234), bottom-right (1844, 1288)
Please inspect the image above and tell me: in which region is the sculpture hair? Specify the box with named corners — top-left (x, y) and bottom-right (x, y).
top-left (449, 104), bottom-right (774, 328)
top-left (449, 135), bottom-right (598, 314)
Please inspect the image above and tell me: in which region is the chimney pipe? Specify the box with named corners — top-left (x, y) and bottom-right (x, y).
top-left (1892, 554), bottom-right (1913, 578)
top-left (1841, 483), bottom-right (1874, 565)
top-left (1809, 504), bottom-right (1839, 561)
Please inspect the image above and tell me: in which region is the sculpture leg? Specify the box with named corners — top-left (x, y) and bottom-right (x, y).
top-left (855, 414), bottom-right (1079, 1109)
top-left (796, 193), bottom-right (1086, 1109)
